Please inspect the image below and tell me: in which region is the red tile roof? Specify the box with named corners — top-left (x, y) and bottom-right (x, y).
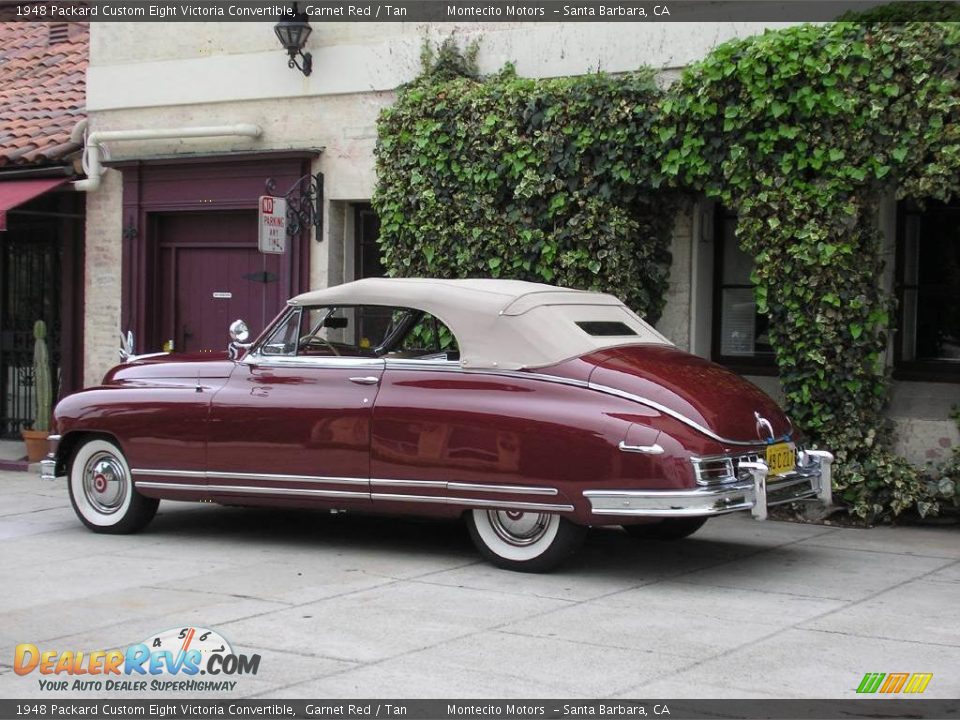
top-left (0, 22), bottom-right (87, 168)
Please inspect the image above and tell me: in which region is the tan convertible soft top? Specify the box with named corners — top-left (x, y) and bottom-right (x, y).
top-left (290, 278), bottom-right (672, 370)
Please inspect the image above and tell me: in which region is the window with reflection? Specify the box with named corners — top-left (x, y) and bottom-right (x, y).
top-left (255, 305), bottom-right (459, 361)
top-left (896, 199), bottom-right (960, 381)
top-left (712, 206), bottom-right (776, 372)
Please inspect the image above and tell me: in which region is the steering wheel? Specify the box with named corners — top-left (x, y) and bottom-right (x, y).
top-left (300, 336), bottom-right (341, 356)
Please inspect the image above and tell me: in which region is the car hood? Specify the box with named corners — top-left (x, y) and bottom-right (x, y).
top-left (103, 351), bottom-right (235, 384)
top-left (584, 345), bottom-right (792, 445)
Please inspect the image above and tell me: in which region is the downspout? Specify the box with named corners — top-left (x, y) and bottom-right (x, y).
top-left (72, 123), bottom-right (263, 192)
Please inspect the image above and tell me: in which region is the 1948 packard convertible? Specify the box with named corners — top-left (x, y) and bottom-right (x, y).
top-left (41, 278), bottom-right (833, 571)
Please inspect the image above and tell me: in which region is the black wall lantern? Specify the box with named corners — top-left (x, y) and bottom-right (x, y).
top-left (274, 2), bottom-right (313, 76)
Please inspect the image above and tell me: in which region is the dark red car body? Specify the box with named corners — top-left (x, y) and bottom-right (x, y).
top-left (41, 278), bottom-right (833, 569)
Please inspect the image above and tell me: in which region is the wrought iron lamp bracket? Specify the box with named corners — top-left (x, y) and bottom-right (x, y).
top-left (264, 172), bottom-right (324, 242)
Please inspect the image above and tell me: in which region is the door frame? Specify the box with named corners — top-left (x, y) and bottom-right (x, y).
top-left (114, 151), bottom-right (319, 354)
top-left (154, 213), bottom-right (287, 353)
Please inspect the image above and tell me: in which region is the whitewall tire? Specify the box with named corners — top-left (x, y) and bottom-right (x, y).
top-left (68, 438), bottom-right (158, 534)
top-left (466, 509), bottom-right (586, 572)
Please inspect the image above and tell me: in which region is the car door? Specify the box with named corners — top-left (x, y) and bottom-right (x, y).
top-left (204, 305), bottom-right (385, 507)
top-left (368, 312), bottom-right (583, 515)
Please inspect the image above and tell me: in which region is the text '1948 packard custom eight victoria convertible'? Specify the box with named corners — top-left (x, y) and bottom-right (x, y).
top-left (41, 278), bottom-right (834, 571)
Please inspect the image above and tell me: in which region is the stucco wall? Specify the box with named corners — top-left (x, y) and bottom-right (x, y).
top-left (82, 22), bottom-right (793, 383)
top-left (656, 207), bottom-right (693, 350)
top-left (79, 89), bottom-right (392, 380)
top-left (83, 169), bottom-right (124, 388)
top-left (86, 22), bottom-right (795, 111)
top-left (78, 21), bottom-right (959, 469)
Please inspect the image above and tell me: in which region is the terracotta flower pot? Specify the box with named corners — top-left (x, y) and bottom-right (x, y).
top-left (21, 429), bottom-right (49, 464)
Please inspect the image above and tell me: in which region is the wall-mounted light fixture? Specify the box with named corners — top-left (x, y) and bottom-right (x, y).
top-left (274, 2), bottom-right (313, 76)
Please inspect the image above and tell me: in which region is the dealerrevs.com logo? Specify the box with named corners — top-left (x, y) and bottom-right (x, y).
top-left (14, 626), bottom-right (260, 692)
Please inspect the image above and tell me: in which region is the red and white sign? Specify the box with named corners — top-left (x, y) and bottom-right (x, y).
top-left (258, 196), bottom-right (287, 254)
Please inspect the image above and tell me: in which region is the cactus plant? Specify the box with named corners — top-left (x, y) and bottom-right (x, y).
top-left (32, 319), bottom-right (51, 433)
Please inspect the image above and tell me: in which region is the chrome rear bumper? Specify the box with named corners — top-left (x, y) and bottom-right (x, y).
top-left (584, 449), bottom-right (833, 521)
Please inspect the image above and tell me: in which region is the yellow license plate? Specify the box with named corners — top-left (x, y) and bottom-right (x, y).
top-left (765, 442), bottom-right (796, 477)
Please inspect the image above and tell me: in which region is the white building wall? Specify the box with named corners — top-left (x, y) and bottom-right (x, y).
top-left (82, 21), bottom-right (791, 382)
top-left (79, 20), bottom-right (960, 465)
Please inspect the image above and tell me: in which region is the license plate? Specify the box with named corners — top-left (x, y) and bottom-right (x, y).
top-left (765, 442), bottom-right (796, 477)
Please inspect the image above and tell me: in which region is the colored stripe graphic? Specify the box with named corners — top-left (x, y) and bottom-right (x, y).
top-left (880, 673), bottom-right (909, 693)
top-left (857, 672), bottom-right (932, 694)
top-left (904, 673), bottom-right (933, 694)
top-left (857, 673), bottom-right (885, 694)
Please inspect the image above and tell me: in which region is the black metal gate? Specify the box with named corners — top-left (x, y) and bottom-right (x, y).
top-left (0, 230), bottom-right (61, 438)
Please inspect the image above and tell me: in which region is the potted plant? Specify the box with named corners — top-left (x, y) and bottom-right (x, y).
top-left (21, 319), bottom-right (52, 463)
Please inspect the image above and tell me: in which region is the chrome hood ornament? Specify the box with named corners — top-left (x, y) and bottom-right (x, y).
top-left (754, 411), bottom-right (775, 442)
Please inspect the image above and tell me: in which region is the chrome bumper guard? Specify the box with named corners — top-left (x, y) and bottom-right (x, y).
top-left (38, 435), bottom-right (61, 482)
top-left (584, 449), bottom-right (834, 521)
top-left (40, 458), bottom-right (58, 482)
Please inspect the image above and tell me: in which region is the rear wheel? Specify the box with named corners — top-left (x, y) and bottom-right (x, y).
top-left (622, 517), bottom-right (708, 541)
top-left (466, 509), bottom-right (586, 572)
top-left (68, 438), bottom-right (158, 534)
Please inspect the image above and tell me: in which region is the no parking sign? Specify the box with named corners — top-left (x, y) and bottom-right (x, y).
top-left (258, 195), bottom-right (287, 254)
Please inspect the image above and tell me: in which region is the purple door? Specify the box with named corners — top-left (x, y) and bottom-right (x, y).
top-left (155, 211), bottom-right (285, 353)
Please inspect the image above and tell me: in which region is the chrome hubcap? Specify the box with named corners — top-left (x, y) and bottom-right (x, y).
top-left (486, 510), bottom-right (550, 547)
top-left (83, 452), bottom-right (127, 514)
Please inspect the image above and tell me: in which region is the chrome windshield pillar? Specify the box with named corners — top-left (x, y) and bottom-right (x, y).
top-left (739, 460), bottom-right (769, 521)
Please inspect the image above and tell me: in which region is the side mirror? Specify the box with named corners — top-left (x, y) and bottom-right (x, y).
top-left (229, 319), bottom-right (250, 343)
top-left (228, 319), bottom-right (252, 360)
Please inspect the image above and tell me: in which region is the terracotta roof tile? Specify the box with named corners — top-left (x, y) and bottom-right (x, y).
top-left (0, 22), bottom-right (88, 168)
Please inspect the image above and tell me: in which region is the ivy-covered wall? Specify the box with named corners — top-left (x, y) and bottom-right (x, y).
top-left (374, 40), bottom-right (677, 325)
top-left (373, 23), bottom-right (960, 520)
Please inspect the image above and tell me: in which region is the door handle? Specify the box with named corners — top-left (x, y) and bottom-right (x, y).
top-left (348, 376), bottom-right (380, 385)
top-left (618, 441), bottom-right (664, 455)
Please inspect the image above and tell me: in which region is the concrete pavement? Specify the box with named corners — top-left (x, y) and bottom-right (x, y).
top-left (0, 469), bottom-right (957, 699)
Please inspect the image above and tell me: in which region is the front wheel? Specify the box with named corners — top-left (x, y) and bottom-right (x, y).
top-left (622, 516), bottom-right (708, 541)
top-left (466, 509), bottom-right (586, 572)
top-left (68, 438), bottom-right (158, 534)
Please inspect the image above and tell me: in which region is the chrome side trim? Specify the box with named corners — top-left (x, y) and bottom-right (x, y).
top-left (618, 440), bottom-right (664, 455)
top-left (371, 478), bottom-right (558, 496)
top-left (137, 470), bottom-right (557, 496)
top-left (589, 381), bottom-right (791, 447)
top-left (133, 468), bottom-right (206, 478)
top-left (447, 481), bottom-right (558, 496)
top-left (134, 480), bottom-right (569, 511)
top-left (383, 359), bottom-right (461, 369)
top-left (372, 493), bottom-right (573, 513)
top-left (242, 355), bottom-right (385, 370)
top-left (134, 481), bottom-right (208, 492)
top-left (207, 471), bottom-right (368, 486)
top-left (135, 481), bottom-right (368, 500)
top-left (381, 361), bottom-right (590, 390)
top-left (370, 478), bottom-right (446, 489)
top-left (132, 468), bottom-right (368, 486)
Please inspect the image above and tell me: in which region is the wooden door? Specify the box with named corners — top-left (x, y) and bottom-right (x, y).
top-left (155, 211), bottom-right (285, 354)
